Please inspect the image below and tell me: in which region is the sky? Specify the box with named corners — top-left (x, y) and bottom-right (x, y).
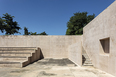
top-left (0, 0), bottom-right (115, 35)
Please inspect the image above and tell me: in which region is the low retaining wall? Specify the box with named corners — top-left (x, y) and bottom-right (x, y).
top-left (68, 41), bottom-right (82, 66)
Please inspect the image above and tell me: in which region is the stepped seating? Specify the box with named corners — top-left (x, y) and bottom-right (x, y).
top-left (0, 47), bottom-right (41, 67)
top-left (82, 48), bottom-right (93, 66)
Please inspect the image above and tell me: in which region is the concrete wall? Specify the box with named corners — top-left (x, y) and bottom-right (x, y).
top-left (0, 35), bottom-right (82, 59)
top-left (83, 1), bottom-right (116, 76)
top-left (0, 1), bottom-right (116, 76)
top-left (68, 41), bottom-right (82, 66)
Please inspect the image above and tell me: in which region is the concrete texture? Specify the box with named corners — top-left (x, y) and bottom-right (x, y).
top-left (68, 41), bottom-right (82, 66)
top-left (0, 1), bottom-right (116, 76)
top-left (82, 48), bottom-right (93, 66)
top-left (0, 35), bottom-right (82, 59)
top-left (83, 1), bottom-right (116, 76)
top-left (0, 58), bottom-right (114, 77)
top-left (0, 47), bottom-right (41, 67)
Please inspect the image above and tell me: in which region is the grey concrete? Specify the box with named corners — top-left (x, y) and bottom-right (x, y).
top-left (0, 47), bottom-right (41, 67)
top-left (83, 1), bottom-right (116, 76)
top-left (82, 48), bottom-right (93, 66)
top-left (0, 0), bottom-right (116, 76)
top-left (0, 58), bottom-right (114, 77)
top-left (68, 41), bottom-right (82, 66)
top-left (0, 35), bottom-right (82, 59)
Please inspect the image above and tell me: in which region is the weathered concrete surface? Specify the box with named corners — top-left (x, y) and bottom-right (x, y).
top-left (0, 58), bottom-right (114, 77)
top-left (83, 1), bottom-right (116, 76)
top-left (0, 35), bottom-right (82, 59)
top-left (0, 1), bottom-right (116, 76)
top-left (0, 47), bottom-right (41, 67)
top-left (68, 41), bottom-right (82, 66)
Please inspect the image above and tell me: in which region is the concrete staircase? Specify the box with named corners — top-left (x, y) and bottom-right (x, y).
top-left (0, 47), bottom-right (41, 67)
top-left (82, 48), bottom-right (93, 66)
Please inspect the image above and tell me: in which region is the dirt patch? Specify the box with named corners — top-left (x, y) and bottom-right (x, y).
top-left (37, 58), bottom-right (75, 66)
top-left (38, 71), bottom-right (56, 76)
top-left (10, 69), bottom-right (29, 73)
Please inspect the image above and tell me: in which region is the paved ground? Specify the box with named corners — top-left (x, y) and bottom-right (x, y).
top-left (0, 58), bottom-right (114, 77)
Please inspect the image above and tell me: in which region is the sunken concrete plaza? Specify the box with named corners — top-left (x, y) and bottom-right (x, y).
top-left (0, 58), bottom-right (114, 77)
top-left (0, 0), bottom-right (116, 77)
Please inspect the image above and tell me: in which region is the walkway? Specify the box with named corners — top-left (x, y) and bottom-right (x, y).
top-left (0, 58), bottom-right (114, 77)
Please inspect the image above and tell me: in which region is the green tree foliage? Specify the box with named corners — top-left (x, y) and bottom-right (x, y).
top-left (30, 31), bottom-right (48, 35)
top-left (66, 12), bottom-right (95, 35)
top-left (30, 32), bottom-right (38, 35)
top-left (0, 17), bottom-right (4, 33)
top-left (39, 31), bottom-right (48, 35)
top-left (0, 13), bottom-right (21, 35)
top-left (24, 27), bottom-right (48, 35)
top-left (24, 27), bottom-right (30, 35)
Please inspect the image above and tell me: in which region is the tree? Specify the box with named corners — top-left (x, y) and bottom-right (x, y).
top-left (23, 27), bottom-right (48, 35)
top-left (0, 13), bottom-right (21, 35)
top-left (39, 31), bottom-right (48, 35)
top-left (66, 12), bottom-right (95, 35)
top-left (30, 32), bottom-right (38, 35)
top-left (30, 31), bottom-right (48, 35)
top-left (24, 27), bottom-right (30, 35)
top-left (0, 17), bottom-right (4, 33)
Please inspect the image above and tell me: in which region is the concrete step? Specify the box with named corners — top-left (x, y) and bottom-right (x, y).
top-left (82, 51), bottom-right (93, 66)
top-left (82, 58), bottom-right (91, 61)
top-left (83, 63), bottom-right (93, 66)
top-left (0, 56), bottom-right (27, 60)
top-left (82, 61), bottom-right (92, 64)
top-left (0, 50), bottom-right (34, 53)
top-left (0, 51), bottom-right (30, 54)
top-left (0, 47), bottom-right (41, 67)
top-left (84, 60), bottom-right (91, 63)
top-left (83, 56), bottom-right (89, 58)
top-left (0, 58), bottom-right (27, 61)
top-left (0, 56), bottom-right (27, 58)
top-left (0, 47), bottom-right (37, 50)
top-left (82, 55), bottom-right (89, 58)
top-left (0, 54), bottom-right (31, 56)
top-left (84, 62), bottom-right (92, 64)
top-left (0, 61), bottom-right (21, 67)
top-left (0, 60), bottom-right (26, 62)
top-left (83, 60), bottom-right (91, 62)
top-left (0, 52), bottom-right (31, 56)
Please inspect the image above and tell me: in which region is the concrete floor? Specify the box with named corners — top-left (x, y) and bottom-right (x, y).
top-left (0, 58), bottom-right (114, 77)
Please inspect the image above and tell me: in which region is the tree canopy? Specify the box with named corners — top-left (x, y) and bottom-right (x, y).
top-left (24, 27), bottom-right (48, 35)
top-left (30, 31), bottom-right (48, 35)
top-left (66, 12), bottom-right (95, 35)
top-left (0, 13), bottom-right (21, 35)
top-left (39, 31), bottom-right (48, 35)
top-left (24, 27), bottom-right (30, 35)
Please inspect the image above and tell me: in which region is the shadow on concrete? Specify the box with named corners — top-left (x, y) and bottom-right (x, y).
top-left (23, 48), bottom-right (44, 67)
top-left (82, 55), bottom-right (86, 64)
top-left (37, 58), bottom-right (76, 66)
top-left (40, 49), bottom-right (44, 59)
